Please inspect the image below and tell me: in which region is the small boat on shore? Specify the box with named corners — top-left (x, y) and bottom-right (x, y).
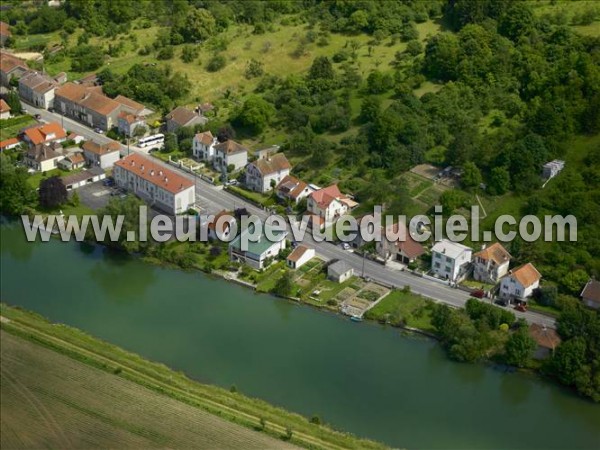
top-left (350, 315), bottom-right (363, 322)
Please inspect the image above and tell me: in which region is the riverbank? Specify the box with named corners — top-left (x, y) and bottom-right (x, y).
top-left (0, 303), bottom-right (387, 450)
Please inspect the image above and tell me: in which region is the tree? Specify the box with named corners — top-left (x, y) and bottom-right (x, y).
top-left (461, 161), bottom-right (482, 189)
top-left (308, 56), bottom-right (335, 81)
top-left (0, 154), bottom-right (36, 215)
top-left (181, 45), bottom-right (199, 63)
top-left (244, 59), bottom-right (264, 79)
top-left (98, 195), bottom-right (148, 253)
top-left (157, 45), bottom-right (174, 60)
top-left (70, 45), bottom-right (104, 72)
top-left (217, 125), bottom-right (236, 143)
top-left (179, 8), bottom-right (216, 43)
top-left (406, 40), bottom-right (423, 57)
top-left (488, 167), bottom-right (510, 195)
top-left (70, 190), bottom-right (80, 207)
top-left (133, 125), bottom-right (147, 138)
top-left (206, 54), bottom-right (226, 72)
top-left (233, 96), bottom-right (274, 134)
top-left (163, 133), bottom-right (178, 152)
top-left (348, 10), bottom-right (369, 33)
top-left (504, 329), bottom-right (536, 367)
top-left (359, 96), bottom-right (381, 123)
top-left (4, 91), bottom-right (22, 115)
top-left (39, 176), bottom-right (68, 209)
top-left (274, 270), bottom-right (293, 297)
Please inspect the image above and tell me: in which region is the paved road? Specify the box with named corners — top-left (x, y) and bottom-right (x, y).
top-left (23, 103), bottom-right (557, 328)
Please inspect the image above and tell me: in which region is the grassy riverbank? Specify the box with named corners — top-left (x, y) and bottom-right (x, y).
top-left (0, 303), bottom-right (388, 450)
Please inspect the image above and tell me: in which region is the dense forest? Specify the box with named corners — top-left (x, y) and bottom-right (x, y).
top-left (1, 0), bottom-right (599, 399)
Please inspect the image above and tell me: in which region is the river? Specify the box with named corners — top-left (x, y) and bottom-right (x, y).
top-left (1, 219), bottom-right (598, 450)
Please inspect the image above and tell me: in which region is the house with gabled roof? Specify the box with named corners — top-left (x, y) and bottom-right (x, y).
top-left (306, 184), bottom-right (358, 230)
top-left (18, 70), bottom-right (64, 109)
top-left (22, 122), bottom-right (66, 147)
top-left (82, 140), bottom-right (121, 169)
top-left (0, 51), bottom-right (28, 87)
top-left (192, 130), bottom-right (216, 161)
top-left (0, 137), bottom-right (20, 151)
top-left (165, 106), bottom-right (208, 133)
top-left (473, 242), bottom-right (512, 283)
top-left (24, 142), bottom-right (64, 172)
top-left (580, 279), bottom-right (600, 310)
top-left (213, 139), bottom-right (248, 172)
top-left (245, 153), bottom-right (292, 193)
top-left (0, 21), bottom-right (12, 47)
top-left (287, 245), bottom-right (315, 270)
top-left (276, 175), bottom-right (313, 204)
top-left (499, 263), bottom-right (542, 303)
top-left (229, 223), bottom-right (287, 270)
top-left (378, 221), bottom-right (425, 265)
top-left (117, 111), bottom-right (147, 137)
top-left (328, 260), bottom-right (354, 283)
top-left (58, 151), bottom-right (85, 170)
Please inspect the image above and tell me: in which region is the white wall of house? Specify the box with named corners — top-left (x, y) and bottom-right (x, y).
top-left (84, 150), bottom-right (120, 170)
top-left (431, 248), bottom-right (472, 282)
top-left (473, 258), bottom-right (510, 283)
top-left (287, 248), bottom-right (315, 270)
top-left (214, 151), bottom-right (247, 172)
top-left (192, 138), bottom-right (215, 161)
top-left (230, 239), bottom-right (286, 270)
top-left (500, 276), bottom-right (539, 300)
top-left (307, 197), bottom-right (347, 226)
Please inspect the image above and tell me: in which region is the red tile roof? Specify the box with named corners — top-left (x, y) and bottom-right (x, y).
top-left (0, 21), bottom-right (11, 37)
top-left (194, 131), bottom-right (214, 146)
top-left (115, 153), bottom-right (194, 194)
top-left (0, 98), bottom-right (10, 113)
top-left (309, 184), bottom-right (346, 209)
top-left (581, 279), bottom-right (600, 303)
top-left (114, 95), bottom-right (144, 113)
top-left (214, 139), bottom-right (248, 155)
top-left (287, 244), bottom-right (312, 263)
top-left (529, 324), bottom-right (561, 349)
top-left (277, 175), bottom-right (308, 200)
top-left (252, 153), bottom-right (291, 176)
top-left (0, 137), bottom-right (19, 150)
top-left (0, 51), bottom-right (27, 74)
top-left (474, 242), bottom-right (511, 265)
top-left (23, 122), bottom-right (66, 146)
top-left (510, 263), bottom-right (542, 288)
top-left (82, 140), bottom-right (120, 155)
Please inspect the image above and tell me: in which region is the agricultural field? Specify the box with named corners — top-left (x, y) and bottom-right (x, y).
top-left (1, 330), bottom-right (297, 450)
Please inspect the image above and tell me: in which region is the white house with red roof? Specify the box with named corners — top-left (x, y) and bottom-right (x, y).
top-left (22, 122), bottom-right (66, 147)
top-left (306, 184), bottom-right (358, 230)
top-left (499, 263), bottom-right (542, 303)
top-left (378, 221), bottom-right (425, 264)
top-left (276, 175), bottom-right (313, 204)
top-left (192, 131), bottom-right (216, 161)
top-left (113, 153), bottom-right (195, 214)
top-left (286, 245), bottom-right (315, 270)
top-left (0, 98), bottom-right (10, 119)
top-left (473, 242), bottom-right (512, 283)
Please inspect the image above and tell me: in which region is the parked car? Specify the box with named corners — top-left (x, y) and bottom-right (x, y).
top-left (495, 299), bottom-right (508, 307)
top-left (34, 113), bottom-right (42, 120)
top-left (94, 127), bottom-right (104, 134)
top-left (342, 243), bottom-right (351, 250)
top-left (470, 289), bottom-right (485, 299)
top-left (514, 304), bottom-right (528, 312)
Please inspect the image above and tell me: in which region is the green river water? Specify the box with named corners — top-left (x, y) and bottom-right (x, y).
top-left (1, 219), bottom-right (598, 450)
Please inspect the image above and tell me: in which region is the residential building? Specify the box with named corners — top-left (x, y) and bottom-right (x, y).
top-left (22, 122), bottom-right (66, 147)
top-left (208, 210), bottom-right (235, 241)
top-left (55, 82), bottom-right (145, 131)
top-left (24, 142), bottom-right (64, 172)
top-left (580, 279), bottom-right (600, 310)
top-left (0, 98), bottom-right (10, 119)
top-left (0, 137), bottom-right (20, 151)
top-left (1, 51), bottom-right (28, 87)
top-left (18, 70), bottom-right (62, 109)
top-left (286, 245), bottom-right (315, 270)
top-left (117, 111), bottom-right (147, 137)
top-left (192, 131), bottom-right (215, 161)
top-left (327, 260), bottom-right (354, 283)
top-left (82, 140), bottom-right (121, 169)
top-left (0, 21), bottom-right (11, 47)
top-left (377, 221), bottom-right (425, 264)
top-left (228, 224), bottom-right (287, 270)
top-left (529, 324), bottom-right (561, 360)
top-left (431, 240), bottom-right (473, 282)
top-left (499, 263), bottom-right (542, 302)
top-left (245, 153), bottom-right (291, 193)
top-left (255, 145), bottom-right (279, 161)
top-left (61, 167), bottom-right (106, 190)
top-left (58, 152), bottom-right (85, 170)
top-left (472, 242), bottom-right (511, 284)
top-left (213, 139), bottom-right (248, 172)
top-left (66, 132), bottom-right (85, 144)
top-left (306, 184), bottom-right (358, 230)
top-left (276, 175), bottom-right (313, 204)
top-left (165, 106), bottom-right (208, 133)
top-left (114, 153), bottom-right (195, 214)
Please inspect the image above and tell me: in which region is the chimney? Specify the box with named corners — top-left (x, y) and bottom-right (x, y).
top-left (150, 170), bottom-right (155, 176)
top-left (481, 244), bottom-right (486, 250)
top-left (159, 170), bottom-right (163, 176)
top-left (164, 177), bottom-right (168, 184)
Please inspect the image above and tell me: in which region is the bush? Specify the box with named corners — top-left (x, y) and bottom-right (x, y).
top-left (206, 54), bottom-right (226, 72)
top-left (157, 46), bottom-right (174, 60)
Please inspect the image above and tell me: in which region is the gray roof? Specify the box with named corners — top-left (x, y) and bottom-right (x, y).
top-left (328, 260), bottom-right (352, 277)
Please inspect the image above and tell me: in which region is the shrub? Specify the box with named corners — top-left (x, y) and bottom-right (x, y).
top-left (206, 54), bottom-right (226, 72)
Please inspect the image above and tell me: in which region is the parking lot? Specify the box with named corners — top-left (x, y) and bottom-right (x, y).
top-left (77, 181), bottom-right (115, 211)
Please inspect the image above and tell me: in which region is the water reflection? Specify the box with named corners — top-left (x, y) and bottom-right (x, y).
top-left (500, 371), bottom-right (532, 405)
top-left (0, 219), bottom-right (34, 262)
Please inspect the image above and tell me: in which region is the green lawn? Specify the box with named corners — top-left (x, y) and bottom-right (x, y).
top-left (365, 289), bottom-right (435, 332)
top-left (0, 116), bottom-right (37, 141)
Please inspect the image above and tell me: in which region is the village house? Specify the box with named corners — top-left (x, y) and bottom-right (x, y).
top-left (213, 139), bottom-right (248, 172)
top-left (113, 153), bottom-right (196, 215)
top-left (0, 137), bottom-right (20, 151)
top-left (165, 106), bottom-right (208, 133)
top-left (499, 263), bottom-right (542, 303)
top-left (228, 224), bottom-right (287, 270)
top-left (57, 151), bottom-right (85, 171)
top-left (328, 260), bottom-right (354, 283)
top-left (18, 70), bottom-right (64, 109)
top-left (529, 324), bottom-right (561, 360)
top-left (117, 111), bottom-right (147, 138)
top-left (66, 132), bottom-right (85, 145)
top-left (207, 210), bottom-right (235, 241)
top-left (0, 98), bottom-right (10, 119)
top-left (55, 82), bottom-right (145, 131)
top-left (286, 245), bottom-right (315, 270)
top-left (276, 175), bottom-right (313, 205)
top-left (192, 130), bottom-right (216, 161)
top-left (0, 21), bottom-right (11, 47)
top-left (306, 184), bottom-right (358, 230)
top-left (580, 279), bottom-right (600, 310)
top-left (245, 153), bottom-right (292, 193)
top-left (22, 122), bottom-right (66, 147)
top-left (24, 142), bottom-right (64, 172)
top-left (377, 221), bottom-right (425, 265)
top-left (431, 240), bottom-right (473, 282)
top-left (82, 140), bottom-right (121, 169)
top-left (0, 51), bottom-right (28, 87)
top-left (472, 242), bottom-right (512, 284)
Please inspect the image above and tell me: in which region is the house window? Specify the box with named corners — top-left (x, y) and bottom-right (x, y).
top-left (445, 266), bottom-right (452, 272)
top-left (515, 289), bottom-right (521, 296)
top-left (434, 262), bottom-right (441, 268)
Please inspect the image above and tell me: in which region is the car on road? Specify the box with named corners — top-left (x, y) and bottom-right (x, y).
top-left (495, 299), bottom-right (508, 307)
top-left (94, 127), bottom-right (104, 134)
top-left (342, 243), bottom-right (351, 250)
top-left (470, 289), bottom-right (485, 299)
top-left (34, 114), bottom-right (42, 120)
